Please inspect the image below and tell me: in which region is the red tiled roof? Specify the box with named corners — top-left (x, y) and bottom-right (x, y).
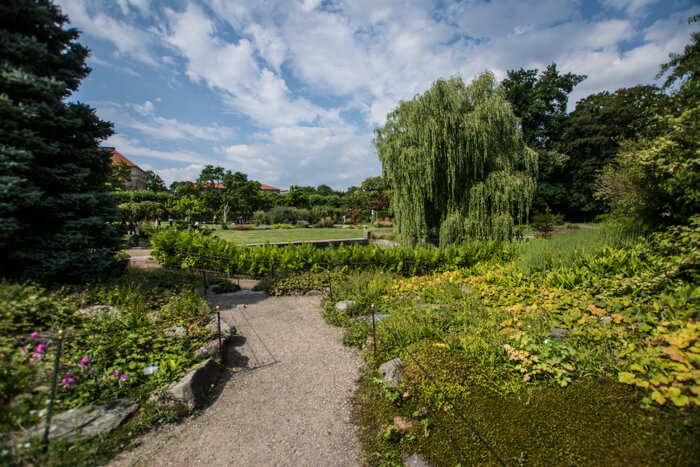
top-left (105, 147), bottom-right (138, 167)
top-left (260, 184), bottom-right (279, 191)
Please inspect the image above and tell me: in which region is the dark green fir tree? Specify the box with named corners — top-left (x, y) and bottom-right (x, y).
top-left (0, 0), bottom-right (123, 282)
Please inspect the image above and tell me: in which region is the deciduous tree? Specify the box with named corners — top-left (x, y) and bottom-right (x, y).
top-left (375, 72), bottom-right (537, 244)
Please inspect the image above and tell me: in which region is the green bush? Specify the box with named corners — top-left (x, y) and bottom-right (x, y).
top-left (149, 229), bottom-right (515, 277)
top-left (253, 210), bottom-right (269, 225)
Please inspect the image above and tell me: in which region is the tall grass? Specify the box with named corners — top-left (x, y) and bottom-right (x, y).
top-left (516, 222), bottom-right (646, 274)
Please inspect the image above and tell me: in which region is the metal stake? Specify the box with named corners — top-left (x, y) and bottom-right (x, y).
top-left (216, 306), bottom-right (223, 363)
top-left (371, 304), bottom-right (377, 361)
top-left (43, 330), bottom-right (63, 451)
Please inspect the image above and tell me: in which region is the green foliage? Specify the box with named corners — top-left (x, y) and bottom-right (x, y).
top-left (150, 229), bottom-right (515, 277)
top-left (118, 201), bottom-right (167, 223)
top-left (375, 72), bottom-right (537, 244)
top-left (530, 207), bottom-right (564, 237)
top-left (0, 269), bottom-right (219, 438)
top-left (108, 161), bottom-right (131, 191)
top-left (0, 0), bottom-right (122, 282)
top-left (516, 223), bottom-right (643, 274)
top-left (144, 170), bottom-right (166, 192)
top-left (110, 190), bottom-right (175, 204)
top-left (562, 85), bottom-right (669, 218)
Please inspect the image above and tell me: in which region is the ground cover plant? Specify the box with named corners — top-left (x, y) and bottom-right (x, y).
top-left (322, 221), bottom-right (699, 465)
top-left (0, 269), bottom-right (227, 465)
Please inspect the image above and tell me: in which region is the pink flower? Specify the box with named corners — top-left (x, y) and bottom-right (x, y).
top-left (78, 356), bottom-right (90, 368)
top-left (59, 364), bottom-right (65, 370)
top-left (113, 369), bottom-right (121, 377)
top-left (31, 332), bottom-right (40, 339)
top-left (61, 373), bottom-right (76, 388)
top-left (30, 353), bottom-right (42, 363)
top-left (210, 340), bottom-right (219, 346)
top-left (120, 373), bottom-right (129, 382)
top-left (20, 346), bottom-right (28, 356)
top-left (36, 344), bottom-right (48, 354)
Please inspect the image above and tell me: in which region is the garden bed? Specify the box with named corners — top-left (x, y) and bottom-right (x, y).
top-left (0, 269), bottom-right (235, 465)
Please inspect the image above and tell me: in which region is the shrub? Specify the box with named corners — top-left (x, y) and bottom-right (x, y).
top-left (315, 217), bottom-right (334, 228)
top-left (531, 207), bottom-right (564, 237)
top-left (268, 206), bottom-right (299, 224)
top-left (253, 211), bottom-right (269, 225)
top-left (150, 229), bottom-right (514, 277)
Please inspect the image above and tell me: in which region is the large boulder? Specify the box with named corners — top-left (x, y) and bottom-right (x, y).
top-left (14, 398), bottom-right (139, 445)
top-left (206, 314), bottom-right (234, 338)
top-left (335, 300), bottom-right (356, 312)
top-left (78, 305), bottom-right (121, 320)
top-left (379, 358), bottom-right (404, 388)
top-left (404, 453), bottom-right (432, 467)
top-left (166, 359), bottom-right (222, 409)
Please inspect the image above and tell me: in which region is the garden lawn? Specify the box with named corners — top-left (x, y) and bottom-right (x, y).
top-left (213, 227), bottom-right (393, 245)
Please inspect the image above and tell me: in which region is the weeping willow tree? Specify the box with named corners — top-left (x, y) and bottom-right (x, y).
top-left (374, 72), bottom-right (537, 245)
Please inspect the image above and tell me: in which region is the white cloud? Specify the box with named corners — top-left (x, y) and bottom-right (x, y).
top-left (60, 0), bottom-right (157, 65)
top-left (157, 164), bottom-right (206, 186)
top-left (98, 101), bottom-right (235, 143)
top-left (105, 134), bottom-right (216, 166)
top-left (65, 0), bottom-right (700, 188)
top-left (219, 123), bottom-right (379, 189)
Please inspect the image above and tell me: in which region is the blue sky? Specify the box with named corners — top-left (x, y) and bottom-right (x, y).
top-left (60, 0), bottom-right (699, 189)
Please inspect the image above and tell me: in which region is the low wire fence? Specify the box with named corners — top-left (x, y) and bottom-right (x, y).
top-left (161, 248), bottom-right (508, 465)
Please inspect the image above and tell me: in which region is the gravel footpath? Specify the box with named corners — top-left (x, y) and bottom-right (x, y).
top-left (109, 290), bottom-right (363, 467)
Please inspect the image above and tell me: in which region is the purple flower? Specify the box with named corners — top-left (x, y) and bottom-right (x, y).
top-left (36, 344), bottom-right (48, 354)
top-left (78, 356), bottom-right (90, 368)
top-left (30, 332), bottom-right (40, 339)
top-left (120, 373), bottom-right (129, 382)
top-left (113, 369), bottom-right (121, 377)
top-left (30, 353), bottom-right (42, 363)
top-left (59, 364), bottom-right (65, 370)
top-left (61, 373), bottom-right (76, 388)
top-left (210, 340), bottom-right (219, 346)
top-left (20, 346), bottom-right (28, 356)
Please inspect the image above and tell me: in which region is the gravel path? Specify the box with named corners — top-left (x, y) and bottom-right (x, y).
top-left (109, 290), bottom-right (363, 467)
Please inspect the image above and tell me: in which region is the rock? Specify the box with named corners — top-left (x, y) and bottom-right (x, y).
top-left (393, 416), bottom-right (413, 431)
top-left (164, 326), bottom-right (186, 338)
top-left (205, 315), bottom-right (233, 338)
top-left (15, 398), bottom-right (139, 444)
top-left (305, 290), bottom-right (323, 296)
top-left (166, 359), bottom-right (222, 409)
top-left (334, 300), bottom-right (356, 311)
top-left (155, 280), bottom-right (172, 288)
top-left (356, 313), bottom-right (389, 325)
top-left (77, 305), bottom-right (121, 320)
top-left (207, 284), bottom-right (221, 294)
top-left (404, 453), bottom-right (432, 467)
top-left (600, 316), bottom-right (612, 324)
top-left (379, 358), bottom-right (403, 387)
top-left (551, 327), bottom-right (570, 339)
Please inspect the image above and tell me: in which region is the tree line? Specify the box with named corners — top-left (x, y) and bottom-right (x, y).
top-left (376, 16), bottom-right (698, 244)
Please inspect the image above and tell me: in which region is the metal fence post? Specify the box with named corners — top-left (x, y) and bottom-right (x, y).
top-left (216, 306), bottom-right (223, 363)
top-left (371, 304), bottom-right (377, 361)
top-left (43, 330), bottom-right (63, 451)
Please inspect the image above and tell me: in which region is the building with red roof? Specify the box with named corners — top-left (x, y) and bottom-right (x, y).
top-left (105, 147), bottom-right (147, 190)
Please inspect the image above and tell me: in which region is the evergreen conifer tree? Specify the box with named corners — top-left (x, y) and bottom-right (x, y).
top-left (0, 0), bottom-right (123, 282)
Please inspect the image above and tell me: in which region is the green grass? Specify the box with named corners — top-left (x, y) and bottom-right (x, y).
top-left (212, 227), bottom-right (394, 245)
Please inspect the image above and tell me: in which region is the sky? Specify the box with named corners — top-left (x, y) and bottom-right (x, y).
top-left (59, 0), bottom-right (699, 190)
